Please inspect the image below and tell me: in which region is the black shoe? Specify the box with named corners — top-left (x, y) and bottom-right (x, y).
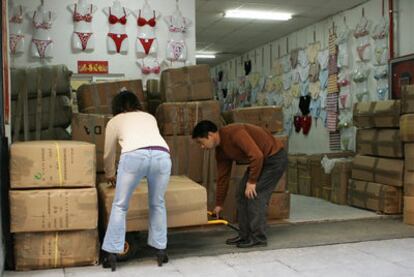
top-left (102, 251), bottom-right (117, 272)
top-left (236, 240), bottom-right (267, 248)
top-left (225, 236), bottom-right (247, 245)
top-left (156, 249), bottom-right (169, 267)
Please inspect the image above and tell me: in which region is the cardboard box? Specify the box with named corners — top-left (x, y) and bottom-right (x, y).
top-left (10, 141), bottom-right (96, 189)
top-left (297, 156), bottom-right (311, 196)
top-left (331, 160), bottom-right (352, 205)
top-left (156, 101), bottom-right (221, 136)
top-left (287, 154), bottom-right (302, 194)
top-left (356, 128), bottom-right (403, 158)
top-left (164, 135), bottom-right (204, 183)
top-left (227, 106), bottom-right (283, 133)
top-left (77, 79), bottom-right (145, 114)
top-left (98, 176), bottom-right (207, 232)
top-left (401, 85), bottom-right (414, 114)
top-left (403, 196), bottom-right (414, 225)
top-left (404, 144), bottom-right (414, 196)
top-left (71, 113), bottom-right (121, 172)
top-left (400, 114), bottom-right (414, 142)
top-left (10, 188), bottom-right (98, 233)
top-left (14, 229), bottom-right (99, 271)
top-left (321, 186), bottom-right (332, 202)
top-left (267, 192), bottom-right (290, 220)
top-left (348, 179), bottom-right (402, 214)
top-left (353, 100), bottom-right (401, 128)
top-left (351, 155), bottom-right (404, 187)
top-left (160, 65), bottom-right (214, 102)
top-left (146, 79), bottom-right (160, 99)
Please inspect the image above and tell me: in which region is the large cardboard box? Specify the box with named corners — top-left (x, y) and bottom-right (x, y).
top-left (77, 79), bottom-right (145, 114)
top-left (297, 156), bottom-right (311, 196)
top-left (14, 229), bottom-right (99, 271)
top-left (10, 188), bottom-right (98, 233)
top-left (351, 155), bottom-right (404, 187)
top-left (401, 85), bottom-right (414, 114)
top-left (164, 135), bottom-right (204, 183)
top-left (267, 192), bottom-right (290, 220)
top-left (400, 114), bottom-right (414, 142)
top-left (353, 100), bottom-right (401, 128)
top-left (156, 101), bottom-right (221, 136)
top-left (331, 160), bottom-right (352, 205)
top-left (10, 141), bottom-right (96, 189)
top-left (71, 113), bottom-right (121, 172)
top-left (403, 196), bottom-right (414, 225)
top-left (348, 179), bottom-right (402, 214)
top-left (356, 129), bottom-right (403, 158)
top-left (287, 154), bottom-right (302, 194)
top-left (227, 106), bottom-right (283, 133)
top-left (98, 176), bottom-right (207, 232)
top-left (404, 144), bottom-right (414, 196)
top-left (160, 65), bottom-right (214, 102)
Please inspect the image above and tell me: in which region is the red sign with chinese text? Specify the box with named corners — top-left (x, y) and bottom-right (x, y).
top-left (78, 61), bottom-right (108, 74)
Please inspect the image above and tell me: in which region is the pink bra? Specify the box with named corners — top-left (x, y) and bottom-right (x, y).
top-left (337, 78), bottom-right (350, 87)
top-left (73, 4), bottom-right (93, 23)
top-left (142, 61), bottom-right (160, 74)
top-left (10, 6), bottom-right (23, 24)
top-left (33, 11), bottom-right (52, 29)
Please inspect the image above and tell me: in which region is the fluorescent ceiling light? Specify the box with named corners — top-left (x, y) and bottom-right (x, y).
top-left (224, 10), bottom-right (292, 21)
top-left (196, 54), bottom-right (216, 59)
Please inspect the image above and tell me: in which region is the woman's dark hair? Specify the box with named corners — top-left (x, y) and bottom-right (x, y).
top-left (111, 90), bottom-right (142, 116)
top-left (192, 120), bottom-right (218, 139)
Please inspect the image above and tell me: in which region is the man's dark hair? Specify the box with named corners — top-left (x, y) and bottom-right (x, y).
top-left (112, 90), bottom-right (142, 116)
top-left (192, 120), bottom-right (218, 139)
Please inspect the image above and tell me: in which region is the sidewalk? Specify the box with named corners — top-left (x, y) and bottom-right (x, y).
top-left (5, 238), bottom-right (414, 277)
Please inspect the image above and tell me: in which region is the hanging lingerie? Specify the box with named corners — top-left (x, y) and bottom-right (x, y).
top-left (353, 16), bottom-right (369, 38)
top-left (376, 81), bottom-right (389, 100)
top-left (338, 89), bottom-right (352, 110)
top-left (32, 11), bottom-right (52, 29)
top-left (292, 67), bottom-right (300, 84)
top-left (318, 49), bottom-right (329, 70)
top-left (374, 65), bottom-right (388, 80)
top-left (138, 38), bottom-right (155, 55)
top-left (309, 63), bottom-right (320, 83)
top-left (299, 95), bottom-right (311, 115)
top-left (108, 8), bottom-right (127, 25)
top-left (319, 68), bottom-right (329, 90)
top-left (309, 81), bottom-right (321, 100)
top-left (273, 60), bottom-right (283, 76)
top-left (374, 44), bottom-right (388, 65)
top-left (167, 15), bottom-right (188, 33)
top-left (326, 92), bottom-right (338, 113)
top-left (352, 64), bottom-right (369, 83)
top-left (283, 91), bottom-right (294, 108)
top-left (167, 39), bottom-right (186, 61)
top-left (298, 49), bottom-right (309, 67)
top-left (10, 5), bottom-right (23, 24)
top-left (283, 71), bottom-right (292, 90)
top-left (310, 98), bottom-right (322, 119)
top-left (356, 42), bottom-right (371, 62)
top-left (32, 38), bottom-right (52, 58)
top-left (300, 79), bottom-right (310, 97)
top-left (298, 64), bottom-right (310, 82)
top-left (328, 74), bottom-right (339, 93)
top-left (337, 43), bottom-right (349, 68)
top-left (273, 76), bottom-right (283, 93)
top-left (291, 83), bottom-right (300, 98)
top-left (74, 32), bottom-right (93, 50)
top-left (337, 71), bottom-right (350, 87)
top-left (282, 55), bottom-right (291, 73)
top-left (302, 115), bottom-right (312, 135)
top-left (372, 18), bottom-right (388, 40)
top-left (137, 10), bottom-right (156, 27)
top-left (9, 34), bottom-right (24, 55)
top-left (73, 4), bottom-right (93, 22)
top-left (307, 42), bottom-right (321, 64)
top-left (320, 89), bottom-right (328, 109)
top-left (290, 48), bottom-right (300, 69)
top-left (328, 54), bottom-right (338, 75)
top-left (108, 33), bottom-right (128, 53)
top-left (141, 59), bottom-right (161, 74)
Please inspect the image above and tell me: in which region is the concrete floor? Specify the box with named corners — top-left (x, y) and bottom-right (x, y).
top-left (4, 194), bottom-right (414, 276)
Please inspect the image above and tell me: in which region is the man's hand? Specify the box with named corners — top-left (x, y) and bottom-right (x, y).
top-left (213, 205), bottom-right (223, 219)
top-left (245, 182), bottom-right (257, 199)
top-left (106, 176), bottom-right (116, 187)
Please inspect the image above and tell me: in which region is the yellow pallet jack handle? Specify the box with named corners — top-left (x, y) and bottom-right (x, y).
top-left (207, 211), bottom-right (239, 231)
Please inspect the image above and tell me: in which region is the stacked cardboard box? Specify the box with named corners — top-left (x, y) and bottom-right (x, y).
top-left (400, 85), bottom-right (414, 224)
top-left (98, 176), bottom-right (207, 231)
top-left (157, 65), bottom-right (218, 208)
top-left (9, 141), bottom-right (99, 270)
top-left (223, 135), bottom-right (290, 223)
top-left (349, 100), bottom-right (403, 214)
top-left (11, 65), bottom-right (73, 142)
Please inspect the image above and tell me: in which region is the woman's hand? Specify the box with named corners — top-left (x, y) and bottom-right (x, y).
top-left (106, 176), bottom-right (116, 187)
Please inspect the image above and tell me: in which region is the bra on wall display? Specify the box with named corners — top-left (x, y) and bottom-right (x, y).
top-left (30, 1), bottom-right (56, 59)
top-left (9, 4), bottom-right (26, 56)
top-left (69, 0), bottom-right (97, 52)
top-left (103, 0), bottom-right (131, 54)
top-left (164, 0), bottom-right (191, 63)
top-left (135, 0), bottom-right (159, 58)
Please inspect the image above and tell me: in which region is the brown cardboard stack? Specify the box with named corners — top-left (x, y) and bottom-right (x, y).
top-left (146, 79), bottom-right (162, 115)
top-left (349, 100), bottom-right (404, 214)
top-left (287, 154), bottom-right (303, 194)
top-left (297, 156), bottom-right (312, 196)
top-left (401, 85), bottom-right (414, 224)
top-left (9, 141), bottom-right (99, 270)
top-left (98, 176), bottom-right (207, 231)
top-left (11, 65), bottom-right (73, 142)
top-left (330, 160), bottom-right (352, 205)
top-left (157, 65), bottom-right (219, 208)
